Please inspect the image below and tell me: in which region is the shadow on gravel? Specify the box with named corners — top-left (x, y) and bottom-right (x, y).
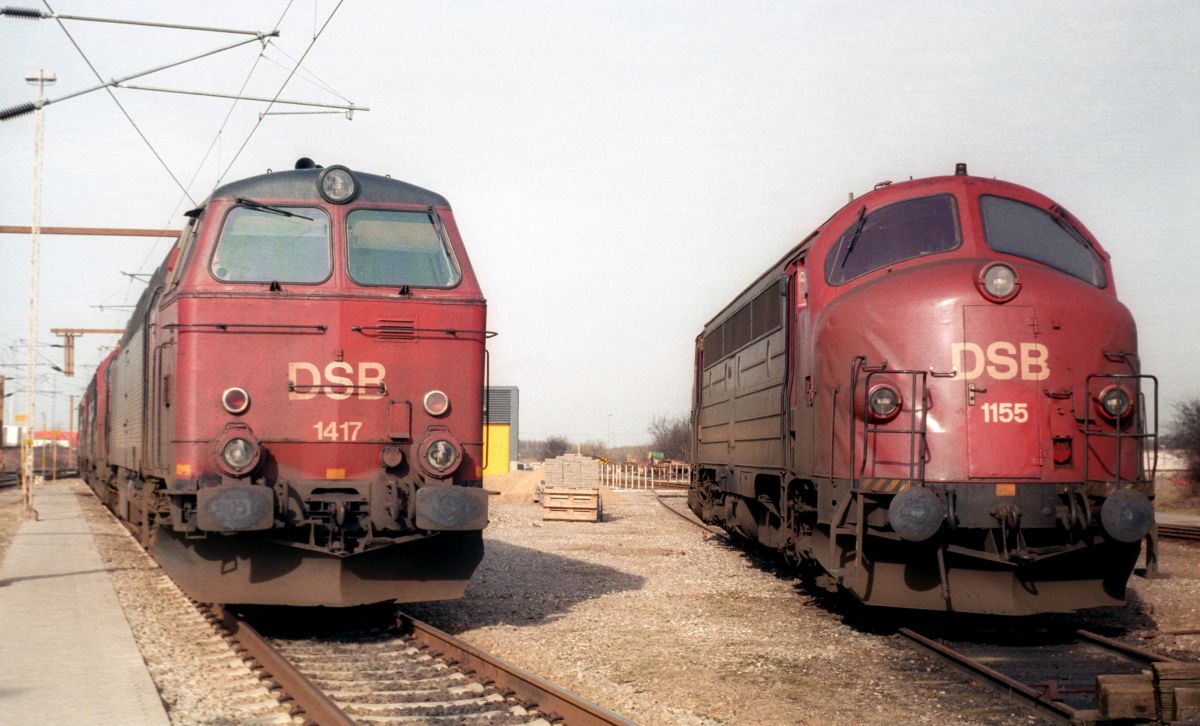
top-left (406, 539), bottom-right (647, 633)
top-left (239, 540), bottom-right (647, 637)
top-left (696, 531), bottom-right (1159, 643)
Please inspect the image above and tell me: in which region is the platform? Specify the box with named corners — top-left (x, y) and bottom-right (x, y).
top-left (0, 479), bottom-right (169, 724)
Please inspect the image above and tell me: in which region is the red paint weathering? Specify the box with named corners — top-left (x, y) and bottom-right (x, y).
top-left (689, 168), bottom-right (1156, 614)
top-left (79, 162), bottom-right (491, 606)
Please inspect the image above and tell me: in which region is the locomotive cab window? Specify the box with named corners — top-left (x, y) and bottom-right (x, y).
top-left (980, 195), bottom-right (1107, 287)
top-left (346, 210), bottom-right (462, 288)
top-left (211, 206), bottom-right (331, 283)
top-left (824, 194), bottom-right (960, 285)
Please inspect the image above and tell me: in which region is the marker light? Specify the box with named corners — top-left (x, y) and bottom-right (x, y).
top-left (423, 390), bottom-right (450, 417)
top-left (868, 384), bottom-right (902, 421)
top-left (419, 434), bottom-right (462, 477)
top-left (222, 387), bottom-right (250, 415)
top-left (426, 439), bottom-right (457, 471)
top-left (978, 263), bottom-right (1020, 303)
top-left (222, 438), bottom-right (255, 470)
top-left (317, 165), bottom-right (358, 204)
top-left (1097, 385), bottom-right (1134, 421)
top-left (213, 427), bottom-right (262, 477)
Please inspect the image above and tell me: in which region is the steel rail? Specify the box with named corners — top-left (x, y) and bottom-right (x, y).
top-left (654, 490), bottom-right (724, 534)
top-left (396, 612), bottom-right (637, 726)
top-left (204, 604), bottom-right (355, 726)
top-left (1157, 523), bottom-right (1200, 541)
top-left (1075, 629), bottom-right (1182, 664)
top-left (898, 627), bottom-right (1078, 723)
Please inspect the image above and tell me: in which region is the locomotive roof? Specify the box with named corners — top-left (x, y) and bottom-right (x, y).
top-left (700, 171), bottom-right (1104, 332)
top-left (205, 167), bottom-right (450, 208)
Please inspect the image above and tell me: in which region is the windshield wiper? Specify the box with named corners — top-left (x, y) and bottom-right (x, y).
top-left (236, 197), bottom-right (313, 220)
top-left (840, 206), bottom-right (868, 268)
top-left (1050, 204), bottom-right (1095, 251)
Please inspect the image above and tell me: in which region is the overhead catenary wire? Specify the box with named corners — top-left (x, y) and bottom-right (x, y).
top-left (40, 0), bottom-right (203, 205)
top-left (121, 2), bottom-right (298, 293)
top-left (214, 0), bottom-right (345, 187)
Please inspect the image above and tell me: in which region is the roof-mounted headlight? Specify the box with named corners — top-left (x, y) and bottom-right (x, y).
top-left (317, 165), bottom-right (358, 204)
top-left (977, 263), bottom-right (1020, 303)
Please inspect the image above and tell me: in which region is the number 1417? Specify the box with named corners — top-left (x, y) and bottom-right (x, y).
top-left (313, 421), bottom-right (362, 441)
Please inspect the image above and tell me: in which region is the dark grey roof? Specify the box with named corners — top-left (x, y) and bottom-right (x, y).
top-left (207, 167), bottom-right (449, 207)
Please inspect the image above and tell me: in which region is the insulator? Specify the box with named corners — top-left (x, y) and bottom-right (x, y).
top-left (0, 7), bottom-right (46, 19)
top-left (0, 102), bottom-right (36, 121)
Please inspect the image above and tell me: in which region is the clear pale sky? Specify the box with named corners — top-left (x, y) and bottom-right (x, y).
top-left (1, 1), bottom-right (1197, 445)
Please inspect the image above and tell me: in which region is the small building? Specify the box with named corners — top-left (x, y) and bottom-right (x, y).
top-left (483, 386), bottom-right (519, 476)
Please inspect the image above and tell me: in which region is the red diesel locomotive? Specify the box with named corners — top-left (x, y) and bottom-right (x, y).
top-left (78, 160), bottom-right (491, 606)
top-left (689, 165), bottom-right (1157, 615)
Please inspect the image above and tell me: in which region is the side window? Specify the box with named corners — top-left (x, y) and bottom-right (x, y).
top-left (165, 218), bottom-right (198, 290)
top-left (825, 194), bottom-right (960, 285)
top-left (980, 195), bottom-right (1106, 287)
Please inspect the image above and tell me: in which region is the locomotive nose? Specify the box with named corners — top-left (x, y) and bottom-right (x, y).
top-left (1099, 489), bottom-right (1154, 543)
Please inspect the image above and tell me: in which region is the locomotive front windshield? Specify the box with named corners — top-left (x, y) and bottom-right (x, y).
top-left (346, 210), bottom-right (462, 288)
top-left (211, 206), bottom-right (332, 283)
top-left (980, 195), bottom-right (1107, 287)
top-left (825, 194), bottom-right (960, 285)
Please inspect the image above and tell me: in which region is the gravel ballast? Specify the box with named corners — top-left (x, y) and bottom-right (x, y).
top-left (1, 480), bottom-right (1195, 725)
top-left (409, 487), bottom-right (1199, 726)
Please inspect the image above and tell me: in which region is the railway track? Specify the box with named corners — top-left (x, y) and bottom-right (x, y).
top-left (199, 603), bottom-right (635, 726)
top-left (900, 626), bottom-right (1198, 724)
top-left (1157, 522), bottom-right (1200, 542)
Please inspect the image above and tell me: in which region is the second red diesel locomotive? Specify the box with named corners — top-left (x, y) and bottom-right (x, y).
top-left (689, 164), bottom-right (1156, 615)
top-left (79, 160), bottom-right (491, 606)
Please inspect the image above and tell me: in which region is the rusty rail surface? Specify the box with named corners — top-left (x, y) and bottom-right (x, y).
top-left (396, 612), bottom-right (636, 726)
top-left (900, 627), bottom-right (1182, 724)
top-left (899, 627), bottom-right (1078, 723)
top-left (202, 604), bottom-right (355, 726)
top-left (1075, 628), bottom-right (1181, 665)
top-left (1157, 523), bottom-right (1200, 541)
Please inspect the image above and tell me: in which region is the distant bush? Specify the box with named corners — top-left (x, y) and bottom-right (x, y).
top-left (1164, 398), bottom-right (1200, 493)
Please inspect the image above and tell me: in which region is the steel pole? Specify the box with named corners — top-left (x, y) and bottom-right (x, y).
top-left (22, 74), bottom-right (47, 520)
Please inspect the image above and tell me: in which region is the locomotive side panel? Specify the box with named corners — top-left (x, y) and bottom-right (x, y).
top-left (108, 323), bottom-right (147, 473)
top-left (696, 278), bottom-right (789, 478)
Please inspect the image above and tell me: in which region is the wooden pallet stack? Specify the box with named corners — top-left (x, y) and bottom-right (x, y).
top-left (541, 453), bottom-right (602, 522)
top-left (1092, 661), bottom-right (1200, 722)
top-left (1153, 661), bottom-right (1200, 722)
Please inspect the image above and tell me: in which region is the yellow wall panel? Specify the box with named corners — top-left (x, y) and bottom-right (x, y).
top-left (483, 423), bottom-right (511, 476)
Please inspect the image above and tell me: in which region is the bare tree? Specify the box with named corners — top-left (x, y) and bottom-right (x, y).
top-left (578, 439), bottom-right (609, 461)
top-left (649, 415), bottom-right (692, 461)
top-left (540, 435), bottom-right (570, 460)
top-left (1164, 399), bottom-right (1200, 493)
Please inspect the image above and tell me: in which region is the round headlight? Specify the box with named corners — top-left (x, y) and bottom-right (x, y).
top-left (222, 437), bottom-right (256, 470)
top-left (1098, 385), bottom-right (1134, 420)
top-left (979, 263), bottom-right (1020, 302)
top-left (426, 438), bottom-right (457, 471)
top-left (222, 387), bottom-right (250, 415)
top-left (868, 384), bottom-right (902, 421)
top-left (317, 165), bottom-right (358, 204)
top-left (423, 390), bottom-right (450, 417)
